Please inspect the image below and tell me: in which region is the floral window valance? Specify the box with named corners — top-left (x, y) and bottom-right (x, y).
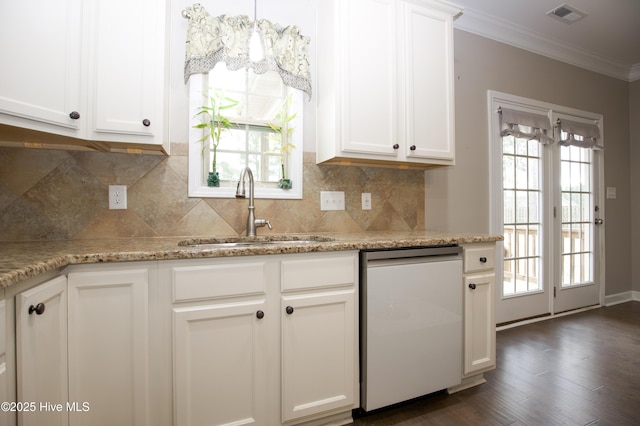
top-left (183, 3), bottom-right (312, 99)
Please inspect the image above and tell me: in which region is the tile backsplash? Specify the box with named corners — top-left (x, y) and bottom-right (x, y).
top-left (0, 145), bottom-right (425, 241)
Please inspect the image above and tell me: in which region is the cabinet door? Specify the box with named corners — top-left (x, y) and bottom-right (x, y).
top-left (339, 0), bottom-right (398, 157)
top-left (463, 273), bottom-right (496, 375)
top-left (281, 289), bottom-right (356, 422)
top-left (16, 276), bottom-right (68, 426)
top-left (88, 0), bottom-right (164, 143)
top-left (67, 268), bottom-right (149, 426)
top-left (400, 1), bottom-right (455, 162)
top-left (173, 300), bottom-right (268, 426)
top-left (0, 0), bottom-right (83, 135)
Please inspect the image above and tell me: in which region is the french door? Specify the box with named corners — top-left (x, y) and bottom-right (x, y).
top-left (490, 92), bottom-right (604, 325)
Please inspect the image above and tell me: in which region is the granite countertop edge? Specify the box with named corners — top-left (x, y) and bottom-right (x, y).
top-left (0, 231), bottom-right (502, 289)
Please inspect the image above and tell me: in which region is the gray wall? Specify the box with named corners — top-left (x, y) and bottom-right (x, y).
top-left (427, 30), bottom-right (632, 297)
top-left (631, 80), bottom-right (640, 292)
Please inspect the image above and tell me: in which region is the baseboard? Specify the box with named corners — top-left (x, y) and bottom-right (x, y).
top-left (605, 291), bottom-right (640, 306)
top-left (447, 374), bottom-right (486, 394)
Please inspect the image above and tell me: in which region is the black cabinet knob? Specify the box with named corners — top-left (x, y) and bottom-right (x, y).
top-left (479, 257), bottom-right (487, 263)
top-left (285, 306), bottom-right (294, 315)
top-left (256, 310), bottom-right (264, 319)
top-left (69, 111), bottom-right (80, 120)
top-left (393, 144), bottom-right (399, 149)
top-left (409, 145), bottom-right (416, 151)
top-left (142, 119), bottom-right (151, 127)
top-left (468, 283), bottom-right (477, 290)
top-left (28, 303), bottom-right (46, 315)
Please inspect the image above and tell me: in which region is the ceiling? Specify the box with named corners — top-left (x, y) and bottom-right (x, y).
top-left (451, 0), bottom-right (640, 82)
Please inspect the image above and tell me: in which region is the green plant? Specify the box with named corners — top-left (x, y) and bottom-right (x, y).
top-left (193, 91), bottom-right (238, 174)
top-left (267, 94), bottom-right (296, 186)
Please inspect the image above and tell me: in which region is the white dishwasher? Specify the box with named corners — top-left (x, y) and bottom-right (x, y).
top-left (360, 246), bottom-right (463, 412)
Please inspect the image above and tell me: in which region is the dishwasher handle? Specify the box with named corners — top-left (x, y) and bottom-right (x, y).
top-left (362, 245), bottom-right (462, 263)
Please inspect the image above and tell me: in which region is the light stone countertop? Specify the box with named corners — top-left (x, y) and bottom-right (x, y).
top-left (0, 231), bottom-right (502, 289)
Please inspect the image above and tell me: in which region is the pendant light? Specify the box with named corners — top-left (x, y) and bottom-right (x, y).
top-left (248, 0), bottom-right (265, 62)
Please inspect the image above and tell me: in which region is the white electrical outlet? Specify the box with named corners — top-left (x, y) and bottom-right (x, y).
top-left (320, 191), bottom-right (345, 211)
top-left (109, 185), bottom-right (127, 210)
top-left (362, 193), bottom-right (372, 210)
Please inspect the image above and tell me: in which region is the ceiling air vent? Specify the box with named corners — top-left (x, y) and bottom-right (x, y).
top-left (546, 3), bottom-right (587, 24)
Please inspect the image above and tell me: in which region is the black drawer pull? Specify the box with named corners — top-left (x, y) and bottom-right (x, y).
top-left (29, 303), bottom-right (46, 315)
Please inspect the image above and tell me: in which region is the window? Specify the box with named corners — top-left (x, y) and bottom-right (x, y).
top-left (502, 133), bottom-right (542, 296)
top-left (187, 68), bottom-right (303, 199)
top-left (560, 142), bottom-right (593, 286)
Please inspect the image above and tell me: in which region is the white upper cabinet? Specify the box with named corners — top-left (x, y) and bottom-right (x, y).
top-left (316, 0), bottom-right (460, 168)
top-left (0, 0), bottom-right (168, 153)
top-left (0, 0), bottom-right (83, 135)
top-left (88, 0), bottom-right (165, 146)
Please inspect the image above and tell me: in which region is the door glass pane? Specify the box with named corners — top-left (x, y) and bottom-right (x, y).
top-left (560, 145), bottom-right (593, 287)
top-left (502, 135), bottom-right (542, 297)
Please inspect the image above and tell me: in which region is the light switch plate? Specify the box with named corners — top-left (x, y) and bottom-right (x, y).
top-left (320, 191), bottom-right (345, 211)
top-left (362, 193), bottom-right (372, 210)
top-left (606, 187), bottom-right (616, 199)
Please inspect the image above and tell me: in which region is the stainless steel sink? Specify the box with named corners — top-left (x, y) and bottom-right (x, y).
top-left (178, 235), bottom-right (335, 248)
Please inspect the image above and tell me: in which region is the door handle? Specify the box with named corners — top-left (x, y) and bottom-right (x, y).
top-left (595, 218), bottom-right (604, 225)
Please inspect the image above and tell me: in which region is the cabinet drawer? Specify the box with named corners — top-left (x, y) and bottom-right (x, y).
top-left (281, 254), bottom-right (357, 291)
top-left (173, 262), bottom-right (266, 302)
top-left (464, 245), bottom-right (495, 273)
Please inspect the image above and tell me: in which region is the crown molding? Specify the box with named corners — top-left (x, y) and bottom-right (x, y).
top-left (454, 7), bottom-right (637, 82)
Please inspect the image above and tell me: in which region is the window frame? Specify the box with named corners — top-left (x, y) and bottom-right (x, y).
top-left (187, 73), bottom-right (304, 199)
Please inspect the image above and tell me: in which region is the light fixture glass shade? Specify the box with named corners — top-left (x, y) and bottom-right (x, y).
top-left (248, 22), bottom-right (265, 62)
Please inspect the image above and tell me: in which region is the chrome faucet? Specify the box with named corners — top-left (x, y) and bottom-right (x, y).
top-left (235, 167), bottom-right (272, 237)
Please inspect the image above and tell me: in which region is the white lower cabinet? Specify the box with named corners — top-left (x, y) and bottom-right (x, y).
top-left (281, 290), bottom-right (355, 422)
top-left (173, 300), bottom-right (268, 425)
top-left (67, 267), bottom-right (150, 426)
top-left (14, 265), bottom-right (154, 426)
top-left (463, 272), bottom-right (495, 375)
top-left (8, 252), bottom-right (358, 426)
top-left (451, 243), bottom-right (496, 392)
top-left (168, 251), bottom-right (359, 426)
top-left (16, 275), bottom-right (68, 426)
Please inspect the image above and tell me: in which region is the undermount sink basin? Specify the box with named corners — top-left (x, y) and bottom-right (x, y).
top-left (178, 235), bottom-right (335, 248)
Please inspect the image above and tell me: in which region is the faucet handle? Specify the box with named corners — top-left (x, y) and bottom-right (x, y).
top-left (255, 219), bottom-right (272, 230)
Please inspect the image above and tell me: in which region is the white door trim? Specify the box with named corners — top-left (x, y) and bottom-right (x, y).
top-left (488, 90), bottom-right (606, 324)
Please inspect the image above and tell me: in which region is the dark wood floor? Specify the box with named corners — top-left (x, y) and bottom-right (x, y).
top-left (352, 302), bottom-right (640, 425)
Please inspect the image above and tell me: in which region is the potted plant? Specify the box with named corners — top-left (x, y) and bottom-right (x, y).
top-left (193, 91), bottom-right (238, 187)
top-left (267, 94), bottom-right (296, 189)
